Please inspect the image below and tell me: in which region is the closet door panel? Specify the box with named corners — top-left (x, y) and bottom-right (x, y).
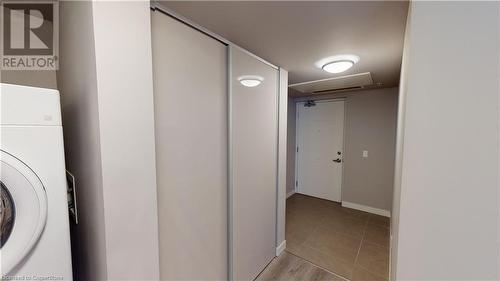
top-left (231, 47), bottom-right (278, 281)
top-left (151, 11), bottom-right (227, 281)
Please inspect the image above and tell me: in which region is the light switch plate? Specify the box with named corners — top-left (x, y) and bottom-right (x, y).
top-left (363, 150), bottom-right (368, 158)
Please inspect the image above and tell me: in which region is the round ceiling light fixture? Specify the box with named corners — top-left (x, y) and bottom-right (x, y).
top-left (238, 75), bottom-right (264, 87)
top-left (315, 55), bottom-right (360, 74)
top-left (322, 60), bottom-right (354, 73)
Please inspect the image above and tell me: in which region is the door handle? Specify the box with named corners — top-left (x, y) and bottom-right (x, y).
top-left (333, 158), bottom-right (342, 163)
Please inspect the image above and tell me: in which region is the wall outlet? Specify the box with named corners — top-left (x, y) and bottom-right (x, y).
top-left (363, 150), bottom-right (368, 158)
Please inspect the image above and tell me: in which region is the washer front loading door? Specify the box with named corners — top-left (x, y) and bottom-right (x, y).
top-left (0, 151), bottom-right (48, 276)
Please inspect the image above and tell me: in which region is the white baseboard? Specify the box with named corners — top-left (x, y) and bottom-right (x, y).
top-left (276, 240), bottom-right (286, 256)
top-left (286, 191), bottom-right (295, 199)
top-left (341, 201), bottom-right (391, 217)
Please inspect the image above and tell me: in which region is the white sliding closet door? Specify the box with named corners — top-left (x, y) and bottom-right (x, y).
top-left (231, 47), bottom-right (278, 281)
top-left (151, 11), bottom-right (228, 281)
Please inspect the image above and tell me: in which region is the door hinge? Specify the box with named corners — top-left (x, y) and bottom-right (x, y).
top-left (295, 180), bottom-right (298, 187)
top-left (296, 147), bottom-right (299, 152)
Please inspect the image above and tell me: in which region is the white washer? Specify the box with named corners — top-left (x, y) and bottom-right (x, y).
top-left (1, 83), bottom-right (73, 280)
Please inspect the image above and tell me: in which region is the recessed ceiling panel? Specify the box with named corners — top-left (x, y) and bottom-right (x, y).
top-left (289, 72), bottom-right (373, 94)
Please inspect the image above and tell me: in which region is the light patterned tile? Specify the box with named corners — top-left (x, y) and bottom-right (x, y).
top-left (256, 252), bottom-right (346, 281)
top-left (285, 194), bottom-right (391, 281)
top-left (355, 241), bottom-right (389, 279)
top-left (321, 214), bottom-right (367, 239)
top-left (368, 214), bottom-right (390, 228)
top-left (364, 224), bottom-right (390, 247)
top-left (304, 226), bottom-right (362, 263)
top-left (352, 266), bottom-right (388, 281)
top-left (289, 245), bottom-right (355, 280)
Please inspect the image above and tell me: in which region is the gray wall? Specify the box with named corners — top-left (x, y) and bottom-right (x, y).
top-left (392, 2), bottom-right (499, 280)
top-left (1, 70), bottom-right (57, 89)
top-left (58, 1), bottom-right (160, 280)
top-left (1, 6), bottom-right (57, 89)
top-left (292, 87), bottom-right (398, 212)
top-left (343, 88), bottom-right (398, 211)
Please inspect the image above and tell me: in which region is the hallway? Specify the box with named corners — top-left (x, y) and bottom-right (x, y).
top-left (284, 194), bottom-right (390, 280)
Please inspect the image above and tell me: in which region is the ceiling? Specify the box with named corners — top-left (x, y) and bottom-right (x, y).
top-left (162, 1), bottom-right (408, 94)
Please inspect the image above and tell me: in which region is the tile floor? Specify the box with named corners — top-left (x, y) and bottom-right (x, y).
top-left (256, 251), bottom-right (346, 281)
top-left (285, 193), bottom-right (390, 281)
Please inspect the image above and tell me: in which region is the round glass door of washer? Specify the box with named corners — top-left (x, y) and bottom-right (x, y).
top-left (0, 151), bottom-right (48, 275)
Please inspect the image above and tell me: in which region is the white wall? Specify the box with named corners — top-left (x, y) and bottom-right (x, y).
top-left (498, 5), bottom-right (500, 278)
top-left (58, 1), bottom-right (160, 280)
top-left (57, 1), bottom-right (107, 279)
top-left (276, 69), bottom-right (288, 253)
top-left (393, 2), bottom-right (499, 280)
top-left (91, 2), bottom-right (159, 280)
top-left (390, 4), bottom-right (411, 280)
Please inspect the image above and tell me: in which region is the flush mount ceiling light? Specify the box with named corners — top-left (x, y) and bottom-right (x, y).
top-left (323, 60), bottom-right (354, 73)
top-left (315, 55), bottom-right (360, 74)
top-left (238, 75), bottom-right (264, 87)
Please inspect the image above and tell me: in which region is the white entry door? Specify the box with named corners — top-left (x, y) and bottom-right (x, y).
top-left (296, 100), bottom-right (345, 202)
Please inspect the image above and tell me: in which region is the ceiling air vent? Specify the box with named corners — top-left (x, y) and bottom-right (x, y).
top-left (289, 72), bottom-right (373, 94)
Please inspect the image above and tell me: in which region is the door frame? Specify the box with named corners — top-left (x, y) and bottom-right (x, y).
top-left (294, 98), bottom-right (347, 202)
